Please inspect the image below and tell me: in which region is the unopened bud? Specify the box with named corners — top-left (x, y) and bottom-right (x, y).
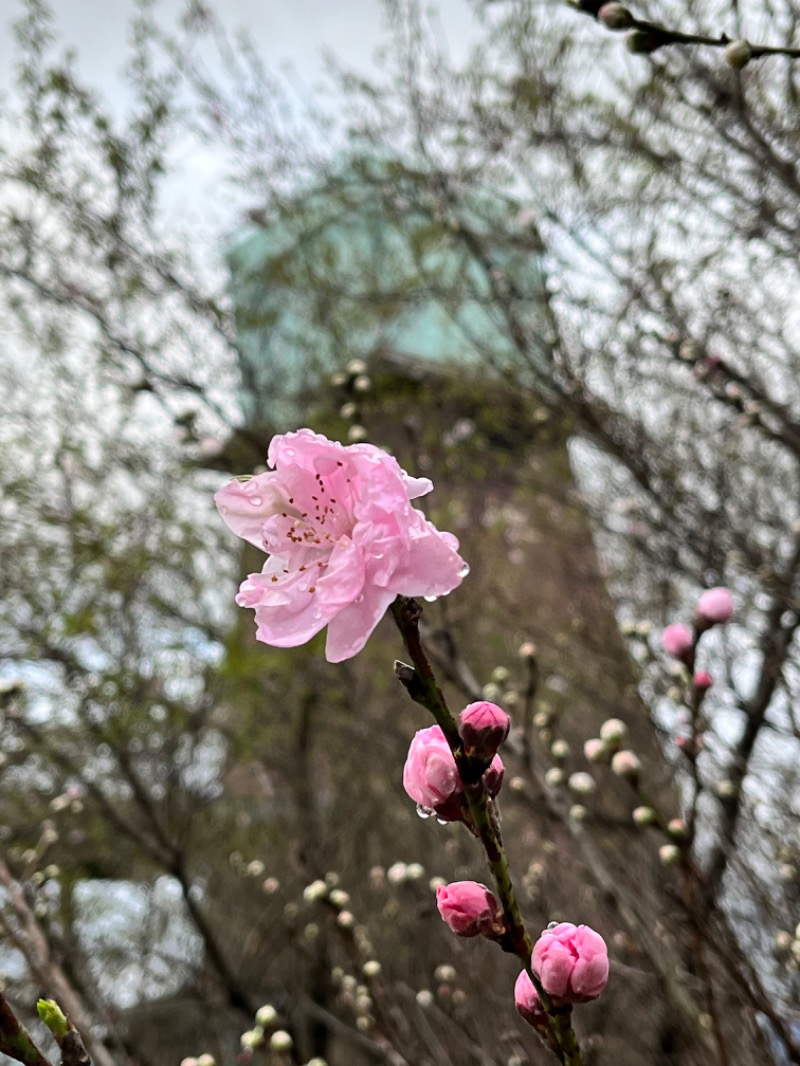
top-left (436, 881), bottom-right (503, 939)
top-left (696, 587), bottom-right (734, 629)
top-left (662, 624), bottom-right (694, 663)
top-left (633, 806), bottom-right (656, 827)
top-left (303, 880), bottom-right (328, 904)
top-left (568, 772), bottom-right (596, 796)
top-left (458, 701), bottom-right (510, 763)
top-left (583, 738), bottom-right (608, 763)
top-left (725, 39), bottom-right (752, 69)
top-left (240, 1029), bottom-right (264, 1051)
top-left (659, 844), bottom-right (681, 865)
top-left (693, 671), bottom-right (713, 692)
top-left (611, 750), bottom-right (641, 781)
top-left (599, 718), bottom-right (628, 745)
top-left (667, 818), bottom-right (688, 840)
top-left (598, 2), bottom-right (633, 29)
top-left (255, 1005), bottom-right (278, 1028)
top-left (269, 1030), bottom-right (293, 1053)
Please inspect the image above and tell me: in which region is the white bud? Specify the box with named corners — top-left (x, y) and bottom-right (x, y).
top-left (303, 880), bottom-right (328, 903)
top-left (255, 1005), bottom-right (278, 1028)
top-left (240, 1029), bottom-right (264, 1051)
top-left (599, 718), bottom-right (628, 745)
top-left (611, 750), bottom-right (641, 780)
top-left (568, 772), bottom-right (596, 796)
top-left (544, 767), bottom-right (564, 788)
top-left (386, 862), bottom-right (407, 885)
top-left (632, 806), bottom-right (656, 827)
top-left (551, 739), bottom-right (570, 760)
top-left (269, 1030), bottom-right (293, 1053)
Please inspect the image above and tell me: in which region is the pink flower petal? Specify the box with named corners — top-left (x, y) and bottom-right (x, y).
top-left (324, 583), bottom-right (397, 663)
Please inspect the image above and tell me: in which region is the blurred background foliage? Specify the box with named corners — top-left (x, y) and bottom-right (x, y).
top-left (0, 1), bottom-right (799, 1064)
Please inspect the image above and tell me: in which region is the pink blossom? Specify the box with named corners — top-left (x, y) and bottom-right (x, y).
top-left (693, 671), bottom-right (713, 692)
top-left (696, 587), bottom-right (734, 628)
top-left (402, 725), bottom-right (504, 820)
top-left (514, 970), bottom-right (549, 1034)
top-left (662, 623), bottom-right (694, 662)
top-left (532, 922), bottom-right (609, 1005)
top-left (436, 881), bottom-right (502, 938)
top-left (215, 430), bottom-right (466, 662)
top-left (458, 701), bottom-right (510, 763)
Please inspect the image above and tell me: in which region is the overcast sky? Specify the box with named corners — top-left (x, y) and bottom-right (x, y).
top-left (0, 0), bottom-right (478, 231)
top-left (0, 0), bottom-right (477, 105)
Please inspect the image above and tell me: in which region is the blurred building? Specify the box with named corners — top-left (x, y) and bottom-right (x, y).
top-left (226, 156), bottom-right (553, 432)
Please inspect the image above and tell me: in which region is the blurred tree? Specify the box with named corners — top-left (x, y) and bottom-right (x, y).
top-left (0, 1), bottom-right (799, 1065)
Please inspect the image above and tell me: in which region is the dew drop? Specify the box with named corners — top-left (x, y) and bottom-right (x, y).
top-left (459, 562), bottom-right (470, 578)
top-left (249, 496), bottom-right (263, 507)
top-left (435, 817), bottom-right (448, 826)
top-left (415, 804), bottom-right (433, 820)
top-left (423, 594), bottom-right (438, 603)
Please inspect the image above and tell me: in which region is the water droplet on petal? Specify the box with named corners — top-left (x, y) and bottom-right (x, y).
top-left (424, 594), bottom-right (437, 603)
top-left (435, 817), bottom-right (448, 826)
top-left (416, 804), bottom-right (433, 820)
top-left (459, 562), bottom-right (470, 578)
top-left (250, 496), bottom-right (263, 507)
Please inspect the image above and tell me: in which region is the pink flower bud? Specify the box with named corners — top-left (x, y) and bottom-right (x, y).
top-left (611, 750), bottom-right (641, 781)
top-left (403, 726), bottom-right (463, 817)
top-left (403, 726), bottom-right (504, 820)
top-left (695, 588), bottom-right (734, 628)
top-left (532, 922), bottom-right (609, 1005)
top-left (458, 701), bottom-right (510, 763)
top-left (662, 624), bottom-right (694, 662)
top-left (514, 970), bottom-right (549, 1034)
top-left (484, 753), bottom-right (505, 798)
top-left (693, 671), bottom-right (713, 692)
top-left (583, 738), bottom-right (608, 764)
top-left (436, 881), bottom-right (502, 938)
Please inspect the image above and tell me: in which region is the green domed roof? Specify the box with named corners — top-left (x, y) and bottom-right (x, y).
top-left (227, 157), bottom-right (551, 426)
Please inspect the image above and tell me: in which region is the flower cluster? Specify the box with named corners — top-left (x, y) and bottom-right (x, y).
top-left (217, 430), bottom-right (610, 1060)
